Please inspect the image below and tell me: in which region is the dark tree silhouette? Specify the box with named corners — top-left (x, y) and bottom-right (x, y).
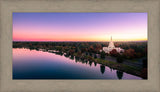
top-left (100, 51), bottom-right (106, 59)
top-left (100, 65), bottom-right (105, 74)
top-left (116, 55), bottom-right (124, 63)
top-left (116, 70), bottom-right (123, 79)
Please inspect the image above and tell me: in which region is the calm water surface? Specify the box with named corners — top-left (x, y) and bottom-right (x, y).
top-left (13, 48), bottom-right (142, 79)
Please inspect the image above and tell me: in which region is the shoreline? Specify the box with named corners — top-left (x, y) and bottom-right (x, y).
top-left (13, 47), bottom-right (147, 79)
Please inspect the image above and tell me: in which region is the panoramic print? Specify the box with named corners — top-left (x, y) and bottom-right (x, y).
top-left (13, 13), bottom-right (147, 79)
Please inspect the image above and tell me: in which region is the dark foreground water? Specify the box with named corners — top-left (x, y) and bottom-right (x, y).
top-left (13, 48), bottom-right (142, 79)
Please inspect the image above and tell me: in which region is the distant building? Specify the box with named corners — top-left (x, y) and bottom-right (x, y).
top-left (100, 37), bottom-right (124, 53)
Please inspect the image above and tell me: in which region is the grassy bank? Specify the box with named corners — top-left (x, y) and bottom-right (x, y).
top-left (72, 53), bottom-right (143, 78)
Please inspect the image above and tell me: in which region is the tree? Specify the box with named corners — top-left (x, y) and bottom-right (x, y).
top-left (94, 54), bottom-right (97, 58)
top-left (88, 45), bottom-right (94, 53)
top-left (100, 51), bottom-right (106, 59)
top-left (110, 49), bottom-right (119, 57)
top-left (142, 58), bottom-right (147, 68)
top-left (69, 49), bottom-right (75, 55)
top-left (89, 53), bottom-right (92, 57)
top-left (123, 48), bottom-right (135, 59)
top-left (116, 55), bottom-right (124, 63)
top-left (85, 52), bottom-right (88, 55)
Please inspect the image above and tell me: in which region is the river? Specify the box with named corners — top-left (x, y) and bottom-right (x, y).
top-left (13, 48), bottom-right (142, 79)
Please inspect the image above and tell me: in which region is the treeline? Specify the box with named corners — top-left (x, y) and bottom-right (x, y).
top-left (114, 42), bottom-right (147, 59)
top-left (13, 41), bottom-right (147, 59)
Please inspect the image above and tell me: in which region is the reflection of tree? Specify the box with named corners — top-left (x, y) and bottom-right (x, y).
top-left (64, 54), bottom-right (70, 58)
top-left (75, 57), bottom-right (79, 63)
top-left (100, 65), bottom-right (105, 74)
top-left (109, 67), bottom-right (112, 72)
top-left (36, 48), bottom-right (39, 51)
top-left (116, 70), bottom-right (123, 79)
top-left (29, 47), bottom-right (35, 51)
top-left (85, 60), bottom-right (88, 64)
top-left (89, 61), bottom-right (92, 66)
top-left (70, 55), bottom-right (74, 60)
top-left (94, 62), bottom-right (97, 66)
top-left (54, 52), bottom-right (63, 56)
top-left (81, 59), bottom-right (86, 64)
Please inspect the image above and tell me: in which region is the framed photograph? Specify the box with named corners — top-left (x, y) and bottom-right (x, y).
top-left (0, 0), bottom-right (160, 92)
top-left (12, 12), bottom-right (147, 80)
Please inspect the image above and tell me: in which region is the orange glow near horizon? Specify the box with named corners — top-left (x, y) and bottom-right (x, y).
top-left (13, 36), bottom-right (147, 42)
top-left (13, 30), bottom-right (147, 42)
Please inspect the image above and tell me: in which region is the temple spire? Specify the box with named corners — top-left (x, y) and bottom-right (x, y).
top-left (111, 36), bottom-right (112, 41)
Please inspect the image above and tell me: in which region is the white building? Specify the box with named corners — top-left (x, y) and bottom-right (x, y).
top-left (100, 37), bottom-right (124, 53)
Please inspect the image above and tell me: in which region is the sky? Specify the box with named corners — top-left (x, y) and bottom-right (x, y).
top-left (13, 13), bottom-right (147, 42)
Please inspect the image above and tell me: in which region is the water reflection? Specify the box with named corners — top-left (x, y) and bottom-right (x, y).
top-left (70, 55), bottom-right (74, 60)
top-left (100, 65), bottom-right (105, 74)
top-left (75, 57), bottom-right (79, 63)
top-left (89, 61), bottom-right (92, 66)
top-left (29, 48), bottom-right (134, 79)
top-left (55, 52), bottom-right (63, 56)
top-left (81, 59), bottom-right (86, 64)
top-left (64, 54), bottom-right (70, 58)
top-left (13, 48), bottom-right (142, 79)
top-left (85, 60), bottom-right (88, 64)
top-left (94, 62), bottom-right (97, 66)
top-left (116, 70), bottom-right (123, 79)
top-left (109, 67), bottom-right (113, 72)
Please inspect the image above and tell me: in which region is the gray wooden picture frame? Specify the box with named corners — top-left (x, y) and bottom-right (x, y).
top-left (0, 0), bottom-right (160, 92)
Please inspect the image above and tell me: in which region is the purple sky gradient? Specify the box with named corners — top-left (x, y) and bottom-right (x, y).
top-left (13, 13), bottom-right (147, 42)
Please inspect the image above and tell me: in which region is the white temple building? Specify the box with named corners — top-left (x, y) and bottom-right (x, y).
top-left (100, 37), bottom-right (124, 53)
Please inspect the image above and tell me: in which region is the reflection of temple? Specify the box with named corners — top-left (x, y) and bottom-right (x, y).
top-left (116, 70), bottom-right (123, 79)
top-left (100, 36), bottom-right (124, 53)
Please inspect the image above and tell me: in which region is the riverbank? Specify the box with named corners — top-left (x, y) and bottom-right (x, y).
top-left (47, 49), bottom-right (146, 79)
top-left (74, 54), bottom-right (144, 78)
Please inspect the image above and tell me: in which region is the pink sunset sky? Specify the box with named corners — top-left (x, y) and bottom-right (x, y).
top-left (13, 13), bottom-right (147, 42)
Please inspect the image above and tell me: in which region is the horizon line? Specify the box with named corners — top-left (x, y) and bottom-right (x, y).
top-left (13, 40), bottom-right (148, 42)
